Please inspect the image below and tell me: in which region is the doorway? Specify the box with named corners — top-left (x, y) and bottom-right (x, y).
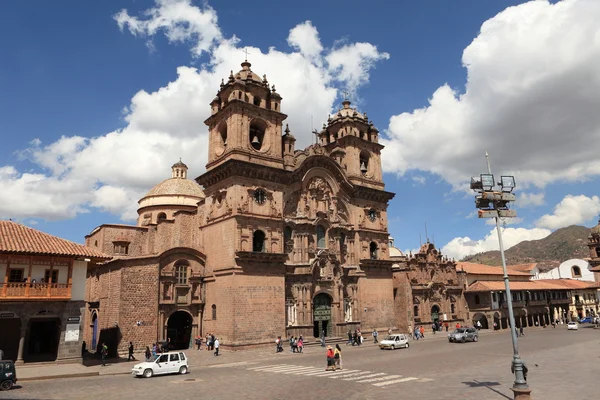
top-left (430, 305), bottom-right (440, 323)
top-left (91, 313), bottom-right (98, 352)
top-left (0, 317), bottom-right (20, 361)
top-left (25, 318), bottom-right (60, 362)
top-left (167, 311), bottom-right (193, 350)
top-left (313, 293), bottom-right (332, 338)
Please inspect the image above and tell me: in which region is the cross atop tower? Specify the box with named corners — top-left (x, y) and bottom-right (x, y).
top-left (343, 89), bottom-right (349, 101)
top-left (243, 48), bottom-right (251, 62)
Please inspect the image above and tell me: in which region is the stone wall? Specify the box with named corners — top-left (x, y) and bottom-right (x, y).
top-left (358, 267), bottom-right (395, 331)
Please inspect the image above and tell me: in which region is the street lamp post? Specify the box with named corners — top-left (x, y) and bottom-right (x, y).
top-left (471, 152), bottom-right (531, 400)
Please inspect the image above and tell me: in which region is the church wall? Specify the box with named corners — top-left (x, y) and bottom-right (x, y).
top-left (393, 270), bottom-right (412, 332)
top-left (86, 225), bottom-right (149, 258)
top-left (117, 261), bottom-right (160, 353)
top-left (203, 273), bottom-right (235, 344)
top-left (230, 270), bottom-right (286, 346)
top-left (203, 218), bottom-right (237, 270)
top-left (358, 268), bottom-right (395, 331)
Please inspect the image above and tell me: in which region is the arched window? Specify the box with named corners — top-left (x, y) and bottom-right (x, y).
top-left (316, 225), bottom-right (326, 248)
top-left (370, 242), bottom-right (378, 260)
top-left (249, 119), bottom-right (266, 151)
top-left (253, 96), bottom-right (261, 106)
top-left (413, 305), bottom-right (419, 317)
top-left (253, 230), bottom-right (266, 252)
top-left (284, 226), bottom-right (293, 244)
top-left (176, 263), bottom-right (188, 285)
top-left (451, 303), bottom-right (456, 314)
top-left (359, 150), bottom-right (370, 175)
top-left (218, 121), bottom-right (227, 147)
top-left (571, 266), bottom-right (582, 278)
top-left (211, 304), bottom-right (217, 320)
top-left (475, 295), bottom-right (481, 305)
top-left (157, 212), bottom-right (167, 222)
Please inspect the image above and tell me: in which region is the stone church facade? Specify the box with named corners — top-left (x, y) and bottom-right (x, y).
top-left (83, 60), bottom-right (400, 352)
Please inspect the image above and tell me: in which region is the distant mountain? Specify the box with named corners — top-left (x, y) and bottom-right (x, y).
top-left (461, 225), bottom-right (591, 271)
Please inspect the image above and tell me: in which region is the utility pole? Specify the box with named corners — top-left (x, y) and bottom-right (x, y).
top-left (471, 152), bottom-right (531, 400)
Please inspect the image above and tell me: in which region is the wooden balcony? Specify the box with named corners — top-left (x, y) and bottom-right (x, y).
top-left (0, 283), bottom-right (71, 300)
top-left (528, 300), bottom-right (548, 307)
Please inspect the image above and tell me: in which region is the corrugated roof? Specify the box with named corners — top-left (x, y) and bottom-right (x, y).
top-left (457, 262), bottom-right (532, 276)
top-left (467, 278), bottom-right (599, 292)
top-left (0, 220), bottom-right (110, 259)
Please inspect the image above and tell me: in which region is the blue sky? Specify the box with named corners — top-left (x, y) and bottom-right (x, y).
top-left (1, 0), bottom-right (599, 259)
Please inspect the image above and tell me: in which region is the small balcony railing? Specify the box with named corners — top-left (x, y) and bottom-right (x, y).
top-left (0, 282), bottom-right (71, 300)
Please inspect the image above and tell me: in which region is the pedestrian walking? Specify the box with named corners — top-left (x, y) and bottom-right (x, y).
top-left (519, 325), bottom-right (525, 337)
top-left (101, 343), bottom-right (108, 366)
top-left (419, 326), bottom-right (425, 339)
top-left (334, 344), bottom-right (342, 370)
top-left (195, 336), bottom-right (202, 350)
top-left (444, 321), bottom-right (449, 332)
top-left (431, 323), bottom-right (436, 334)
top-left (372, 329), bottom-right (378, 343)
top-left (145, 346), bottom-right (152, 362)
top-left (290, 335), bottom-right (295, 353)
top-left (320, 330), bottom-right (326, 347)
top-left (325, 346), bottom-right (335, 371)
top-left (298, 336), bottom-right (304, 353)
top-left (414, 326), bottom-right (419, 340)
top-left (213, 338), bottom-right (220, 356)
top-left (128, 342), bottom-right (136, 361)
top-left (346, 330), bottom-right (353, 345)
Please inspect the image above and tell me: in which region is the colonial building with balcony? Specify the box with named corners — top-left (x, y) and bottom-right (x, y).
top-left (0, 220), bottom-right (109, 363)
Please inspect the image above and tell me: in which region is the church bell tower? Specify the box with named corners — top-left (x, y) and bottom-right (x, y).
top-left (204, 60), bottom-right (287, 171)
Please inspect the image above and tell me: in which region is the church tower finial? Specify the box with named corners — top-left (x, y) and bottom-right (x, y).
top-left (171, 159), bottom-right (188, 179)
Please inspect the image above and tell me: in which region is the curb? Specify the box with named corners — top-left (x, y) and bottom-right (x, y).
top-left (19, 372), bottom-right (100, 382)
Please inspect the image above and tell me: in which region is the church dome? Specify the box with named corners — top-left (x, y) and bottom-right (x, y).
top-left (137, 160), bottom-right (204, 225)
top-left (144, 178), bottom-right (204, 198)
top-left (233, 61), bottom-right (265, 85)
top-left (388, 236), bottom-right (404, 258)
top-left (328, 99), bottom-right (368, 125)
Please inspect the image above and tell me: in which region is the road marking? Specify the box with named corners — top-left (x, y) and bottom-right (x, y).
top-left (247, 365), bottom-right (293, 371)
top-left (372, 377), bottom-right (419, 386)
top-left (343, 373), bottom-right (386, 381)
top-left (328, 371), bottom-right (373, 379)
top-left (356, 374), bottom-right (402, 383)
top-left (278, 366), bottom-right (321, 374)
top-left (210, 361), bottom-right (255, 368)
top-left (301, 369), bottom-right (359, 377)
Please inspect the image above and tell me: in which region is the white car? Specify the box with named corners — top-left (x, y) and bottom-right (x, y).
top-left (132, 351), bottom-right (189, 378)
top-left (567, 321), bottom-right (578, 331)
top-left (379, 334), bottom-right (409, 350)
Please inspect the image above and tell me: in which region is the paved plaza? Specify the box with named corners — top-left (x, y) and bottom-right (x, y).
top-left (2, 326), bottom-right (598, 400)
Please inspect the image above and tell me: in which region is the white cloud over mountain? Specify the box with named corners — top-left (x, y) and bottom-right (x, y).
top-left (535, 194), bottom-right (600, 229)
top-left (0, 0), bottom-right (388, 221)
top-left (382, 0), bottom-right (600, 189)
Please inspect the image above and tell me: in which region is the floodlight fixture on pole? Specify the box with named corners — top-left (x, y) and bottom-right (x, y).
top-left (472, 152), bottom-right (531, 400)
top-left (501, 175), bottom-right (516, 192)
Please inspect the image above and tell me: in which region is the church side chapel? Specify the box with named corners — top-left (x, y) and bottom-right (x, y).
top-left (84, 59), bottom-right (400, 352)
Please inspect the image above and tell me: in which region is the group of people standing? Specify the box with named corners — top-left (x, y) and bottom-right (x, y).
top-left (199, 333), bottom-right (220, 356)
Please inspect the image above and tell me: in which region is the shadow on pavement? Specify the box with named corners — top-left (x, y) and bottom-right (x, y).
top-left (462, 380), bottom-right (512, 400)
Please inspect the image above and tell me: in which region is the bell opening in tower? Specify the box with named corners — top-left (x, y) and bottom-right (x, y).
top-left (249, 119), bottom-right (266, 151)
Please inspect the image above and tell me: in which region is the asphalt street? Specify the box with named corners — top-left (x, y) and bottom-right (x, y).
top-left (2, 326), bottom-right (598, 400)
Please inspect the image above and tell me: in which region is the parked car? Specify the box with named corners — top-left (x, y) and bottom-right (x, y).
top-left (132, 351), bottom-right (189, 378)
top-left (379, 334), bottom-right (410, 350)
top-left (0, 360), bottom-right (17, 391)
top-left (567, 321), bottom-right (579, 331)
top-left (448, 327), bottom-right (479, 343)
top-left (579, 317), bottom-right (593, 324)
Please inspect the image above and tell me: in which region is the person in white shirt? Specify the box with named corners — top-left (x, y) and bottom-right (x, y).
top-left (213, 338), bottom-right (220, 356)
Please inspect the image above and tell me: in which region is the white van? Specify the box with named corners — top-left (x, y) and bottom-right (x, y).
top-left (132, 351), bottom-right (189, 378)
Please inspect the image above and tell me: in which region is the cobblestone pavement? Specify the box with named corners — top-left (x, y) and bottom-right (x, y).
top-left (2, 326), bottom-right (598, 400)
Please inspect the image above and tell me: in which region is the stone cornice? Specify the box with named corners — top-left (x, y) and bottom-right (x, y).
top-left (353, 186), bottom-right (395, 203)
top-left (359, 258), bottom-right (395, 269)
top-left (197, 159), bottom-right (289, 188)
top-left (235, 251), bottom-right (288, 264)
top-left (204, 99), bottom-right (287, 126)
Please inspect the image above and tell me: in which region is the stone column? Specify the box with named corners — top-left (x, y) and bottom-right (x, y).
top-left (16, 321), bottom-right (27, 364)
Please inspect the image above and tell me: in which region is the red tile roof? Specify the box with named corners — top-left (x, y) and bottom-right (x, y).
top-left (467, 278), bottom-right (599, 292)
top-left (457, 262), bottom-right (532, 276)
top-left (508, 263), bottom-right (538, 273)
top-left (0, 220), bottom-right (110, 259)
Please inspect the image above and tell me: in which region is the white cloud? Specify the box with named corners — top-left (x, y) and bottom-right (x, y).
top-left (382, 0), bottom-right (600, 189)
top-left (535, 194), bottom-right (600, 229)
top-left (0, 0), bottom-right (388, 222)
top-left (411, 175), bottom-right (426, 185)
top-left (441, 226), bottom-right (551, 261)
top-left (518, 192), bottom-right (545, 207)
top-left (287, 21), bottom-right (323, 61)
top-left (114, 0), bottom-right (222, 57)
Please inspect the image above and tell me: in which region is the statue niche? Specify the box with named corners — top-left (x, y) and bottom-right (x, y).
top-left (311, 250), bottom-right (342, 283)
